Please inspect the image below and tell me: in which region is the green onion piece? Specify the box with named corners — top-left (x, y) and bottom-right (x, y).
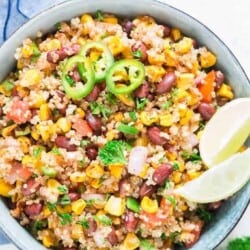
top-left (59, 194), bottom-right (71, 205)
top-left (94, 214), bottom-right (112, 226)
top-left (57, 185), bottom-right (68, 194)
top-left (42, 166), bottom-right (57, 177)
top-left (129, 111), bottom-right (137, 121)
top-left (126, 197), bottom-right (140, 213)
top-left (117, 123), bottom-right (139, 135)
top-left (133, 49), bottom-right (142, 59)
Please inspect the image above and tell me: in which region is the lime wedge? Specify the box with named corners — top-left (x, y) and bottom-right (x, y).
top-left (174, 148), bottom-right (250, 203)
top-left (199, 98), bottom-right (250, 167)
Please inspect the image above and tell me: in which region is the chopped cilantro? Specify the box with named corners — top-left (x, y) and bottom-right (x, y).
top-left (164, 195), bottom-right (177, 208)
top-left (169, 231), bottom-right (180, 241)
top-left (161, 99), bottom-right (173, 109)
top-left (80, 139), bottom-right (90, 147)
top-left (117, 123), bottom-right (139, 135)
top-left (133, 49), bottom-right (142, 59)
top-left (196, 207), bottom-right (213, 223)
top-left (77, 218), bottom-right (89, 229)
top-left (94, 214), bottom-right (112, 226)
top-left (105, 92), bottom-right (117, 105)
top-left (59, 194), bottom-right (71, 205)
top-left (165, 179), bottom-right (171, 189)
top-left (51, 147), bottom-right (60, 155)
top-left (31, 219), bottom-right (48, 235)
top-left (57, 185), bottom-right (68, 194)
top-left (98, 140), bottom-right (130, 165)
top-left (58, 212), bottom-right (72, 225)
top-left (90, 102), bottom-right (111, 119)
top-left (172, 162), bottom-right (179, 171)
top-left (32, 146), bottom-right (44, 158)
top-left (140, 239), bottom-right (155, 250)
top-left (95, 10), bottom-right (104, 21)
top-left (181, 151), bottom-right (201, 162)
top-left (129, 111), bottom-right (137, 121)
top-left (54, 22), bottom-right (61, 30)
top-left (136, 98), bottom-right (148, 110)
top-left (47, 202), bottom-right (56, 212)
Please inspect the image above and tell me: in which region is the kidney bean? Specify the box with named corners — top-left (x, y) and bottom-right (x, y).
top-left (22, 178), bottom-right (40, 196)
top-left (163, 25), bottom-right (171, 37)
top-left (46, 50), bottom-right (61, 64)
top-left (86, 144), bottom-right (98, 160)
top-left (72, 70), bottom-right (81, 82)
top-left (86, 112), bottom-right (102, 134)
top-left (55, 136), bottom-right (77, 151)
top-left (85, 85), bottom-right (101, 102)
top-left (107, 227), bottom-right (119, 245)
top-left (197, 103), bottom-right (216, 121)
top-left (215, 70), bottom-right (225, 90)
top-left (0, 107), bottom-right (2, 117)
top-left (192, 39), bottom-right (198, 48)
top-left (122, 20), bottom-right (134, 35)
top-left (185, 220), bottom-right (204, 248)
top-left (68, 192), bottom-right (81, 202)
top-left (152, 163), bottom-right (173, 185)
top-left (86, 218), bottom-right (97, 236)
top-left (139, 182), bottom-right (157, 199)
top-left (131, 42), bottom-right (147, 62)
top-left (134, 81), bottom-right (149, 98)
top-left (147, 126), bottom-right (167, 145)
top-left (156, 72), bottom-right (176, 94)
top-left (24, 203), bottom-right (43, 217)
top-left (119, 178), bottom-right (130, 197)
top-left (207, 201), bottom-right (222, 211)
top-left (124, 211), bottom-right (139, 232)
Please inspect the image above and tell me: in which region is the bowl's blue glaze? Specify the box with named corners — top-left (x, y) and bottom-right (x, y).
top-left (0, 0), bottom-right (249, 249)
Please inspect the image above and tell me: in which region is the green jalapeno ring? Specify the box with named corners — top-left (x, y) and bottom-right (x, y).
top-left (106, 59), bottom-right (145, 95)
top-left (79, 41), bottom-right (114, 83)
top-left (62, 55), bottom-right (95, 100)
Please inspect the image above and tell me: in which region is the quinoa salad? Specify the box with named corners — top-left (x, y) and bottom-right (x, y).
top-left (0, 11), bottom-right (235, 250)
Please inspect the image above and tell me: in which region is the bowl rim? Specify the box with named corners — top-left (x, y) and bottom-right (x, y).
top-left (0, 0), bottom-right (249, 249)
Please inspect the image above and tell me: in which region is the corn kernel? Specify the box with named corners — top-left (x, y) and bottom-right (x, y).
top-left (44, 39), bottom-right (61, 51)
top-left (56, 117), bottom-right (71, 133)
top-left (31, 129), bottom-right (40, 140)
top-left (104, 196), bottom-right (126, 216)
top-left (70, 172), bottom-right (86, 183)
top-left (71, 224), bottom-right (84, 239)
top-left (2, 124), bottom-right (17, 137)
top-left (140, 110), bottom-right (159, 126)
top-left (16, 85), bottom-right (29, 98)
top-left (109, 163), bottom-right (124, 179)
top-left (181, 204), bottom-right (188, 211)
top-left (123, 233), bottom-right (140, 250)
top-left (43, 206), bottom-right (51, 217)
top-left (72, 199), bottom-right (86, 215)
top-left (0, 179), bottom-right (13, 197)
top-left (141, 197), bottom-right (159, 213)
top-left (139, 164), bottom-right (149, 179)
top-left (80, 14), bottom-right (93, 23)
top-left (171, 28), bottom-right (182, 41)
top-left (106, 130), bottom-right (115, 141)
top-left (164, 48), bottom-right (178, 67)
top-left (134, 136), bottom-right (148, 146)
top-left (145, 65), bottom-right (165, 83)
top-left (174, 37), bottom-right (193, 54)
top-left (103, 16), bottom-right (118, 24)
top-left (77, 37), bottom-right (86, 46)
top-left (172, 172), bottom-right (182, 184)
top-left (174, 89), bottom-right (189, 103)
top-left (160, 113), bottom-right (173, 127)
top-left (180, 109), bottom-right (193, 125)
top-left (21, 69), bottom-right (42, 87)
top-left (21, 44), bottom-right (33, 58)
top-left (147, 53), bottom-right (165, 66)
top-left (105, 36), bottom-right (124, 56)
top-left (200, 51), bottom-right (217, 68)
top-left (113, 112), bottom-right (124, 122)
top-left (17, 60), bottom-right (24, 70)
top-left (30, 94), bottom-right (46, 108)
top-left (56, 205), bottom-right (72, 214)
top-left (187, 171), bottom-right (201, 180)
top-left (17, 137), bottom-right (31, 153)
top-left (177, 73), bottom-right (195, 90)
top-left (86, 165), bottom-right (104, 179)
top-left (41, 231), bottom-right (56, 248)
top-left (36, 124), bottom-right (50, 141)
top-left (217, 84), bottom-right (234, 100)
top-left (89, 178), bottom-right (101, 189)
top-left (166, 151), bottom-right (177, 161)
top-left (47, 179), bottom-right (61, 190)
top-left (76, 108), bottom-right (85, 118)
top-left (116, 93), bottom-right (135, 107)
top-left (122, 46), bottom-right (133, 59)
top-left (39, 103), bottom-right (51, 121)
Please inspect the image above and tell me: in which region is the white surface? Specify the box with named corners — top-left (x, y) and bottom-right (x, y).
top-left (0, 0), bottom-right (249, 249)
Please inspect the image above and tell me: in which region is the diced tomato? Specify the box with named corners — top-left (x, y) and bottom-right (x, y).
top-left (7, 162), bottom-right (32, 184)
top-left (72, 118), bottom-right (92, 137)
top-left (185, 220), bottom-right (204, 248)
top-left (160, 197), bottom-right (174, 210)
top-left (6, 97), bottom-right (32, 124)
top-left (198, 70), bottom-right (215, 103)
top-left (140, 209), bottom-right (168, 228)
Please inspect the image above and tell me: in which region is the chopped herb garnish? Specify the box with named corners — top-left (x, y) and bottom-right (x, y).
top-left (33, 146), bottom-right (44, 158)
top-left (47, 202), bottom-right (56, 212)
top-left (161, 233), bottom-right (167, 240)
top-left (129, 111), bottom-right (137, 121)
top-left (51, 147), bottom-right (60, 155)
top-left (140, 239), bottom-right (155, 250)
top-left (117, 123), bottom-right (139, 135)
top-left (164, 195), bottom-right (177, 208)
top-left (181, 151), bottom-right (202, 162)
top-left (133, 49), bottom-right (142, 59)
top-left (172, 162), bottom-right (179, 171)
top-left (196, 207), bottom-right (213, 223)
top-left (95, 10), bottom-right (104, 21)
top-left (136, 98), bottom-right (148, 110)
top-left (105, 92), bottom-right (117, 105)
top-left (94, 214), bottom-right (112, 226)
top-left (169, 231), bottom-right (180, 241)
top-left (54, 22), bottom-right (61, 30)
top-left (58, 213), bottom-right (72, 225)
top-left (77, 218), bottom-right (89, 229)
top-left (31, 219), bottom-right (48, 236)
top-left (165, 179), bottom-right (171, 190)
top-left (98, 140), bottom-right (130, 165)
top-left (57, 185), bottom-right (68, 194)
top-left (80, 139), bottom-right (90, 147)
top-left (161, 99), bottom-right (173, 109)
top-left (59, 194), bottom-right (71, 205)
top-left (90, 102), bottom-right (111, 119)
top-left (84, 199), bottom-right (96, 206)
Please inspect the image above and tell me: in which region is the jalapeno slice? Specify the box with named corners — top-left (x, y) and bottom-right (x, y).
top-left (79, 41), bottom-right (114, 83)
top-left (106, 59), bottom-right (145, 95)
top-left (62, 55), bottom-right (95, 100)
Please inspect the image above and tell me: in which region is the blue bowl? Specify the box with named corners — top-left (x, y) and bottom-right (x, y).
top-left (0, 0), bottom-right (249, 249)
